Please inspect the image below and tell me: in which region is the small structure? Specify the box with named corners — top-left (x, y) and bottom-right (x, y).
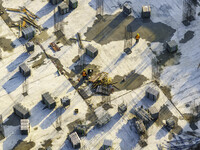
top-left (22, 26), bottom-right (35, 40)
top-left (148, 106), bottom-right (159, 120)
top-left (50, 0), bottom-right (63, 5)
top-left (134, 106), bottom-right (152, 124)
top-left (69, 0), bottom-right (78, 9)
top-left (135, 120), bottom-right (146, 135)
top-left (0, 115), bottom-right (5, 139)
top-left (75, 124), bottom-right (87, 136)
top-left (58, 2), bottom-right (69, 15)
top-left (20, 119), bottom-right (30, 135)
top-left (25, 42), bottom-right (34, 52)
top-left (103, 139), bottom-right (113, 149)
top-left (118, 103), bottom-right (127, 115)
top-left (142, 6), bottom-right (151, 18)
top-left (123, 3), bottom-right (132, 16)
top-left (69, 132), bottom-right (81, 149)
top-left (146, 87), bottom-right (159, 101)
top-left (96, 113), bottom-right (111, 127)
top-left (85, 44), bottom-right (98, 58)
top-left (19, 63), bottom-right (31, 77)
top-left (166, 40), bottom-right (178, 53)
top-left (166, 117), bottom-right (176, 130)
top-left (61, 96), bottom-right (70, 107)
top-left (96, 85), bottom-right (113, 96)
top-left (42, 92), bottom-right (56, 109)
top-left (13, 103), bottom-right (30, 119)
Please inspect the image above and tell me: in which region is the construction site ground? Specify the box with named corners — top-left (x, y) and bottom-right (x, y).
top-left (0, 0), bottom-right (200, 150)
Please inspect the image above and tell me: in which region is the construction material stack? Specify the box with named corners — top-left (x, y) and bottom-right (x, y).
top-left (20, 119), bottom-right (30, 135)
top-left (142, 6), bottom-right (151, 18)
top-left (146, 87), bottom-right (159, 101)
top-left (61, 96), bottom-right (70, 107)
top-left (50, 0), bottom-right (63, 5)
top-left (58, 2), bottom-right (69, 15)
top-left (13, 103), bottom-right (31, 119)
top-left (85, 44), bottom-right (98, 58)
top-left (118, 103), bottom-right (127, 115)
top-left (19, 63), bottom-right (31, 77)
top-left (42, 92), bottom-right (56, 109)
top-left (22, 26), bottom-right (35, 40)
top-left (25, 42), bottom-right (34, 52)
top-left (69, 132), bottom-right (81, 149)
top-left (123, 3), bottom-right (132, 16)
top-left (166, 40), bottom-right (178, 53)
top-left (69, 0), bottom-right (78, 9)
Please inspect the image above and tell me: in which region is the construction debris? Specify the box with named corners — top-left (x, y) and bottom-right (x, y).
top-left (13, 103), bottom-right (31, 119)
top-left (42, 92), bottom-right (56, 109)
top-left (69, 132), bottom-right (81, 149)
top-left (20, 119), bottom-right (30, 135)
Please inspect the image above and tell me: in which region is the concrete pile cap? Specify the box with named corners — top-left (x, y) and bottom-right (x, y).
top-left (86, 44), bottom-right (98, 52)
top-left (69, 132), bottom-right (80, 145)
top-left (19, 63), bottom-right (30, 72)
top-left (146, 87), bottom-right (159, 96)
top-left (59, 2), bottom-right (69, 9)
top-left (14, 103), bottom-right (29, 115)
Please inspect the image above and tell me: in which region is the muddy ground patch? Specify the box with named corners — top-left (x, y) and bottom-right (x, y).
top-left (0, 37), bottom-right (14, 52)
top-left (85, 12), bottom-right (175, 45)
top-left (13, 140), bottom-right (35, 150)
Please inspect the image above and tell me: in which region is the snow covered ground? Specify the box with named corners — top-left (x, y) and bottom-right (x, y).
top-left (0, 0), bottom-right (200, 149)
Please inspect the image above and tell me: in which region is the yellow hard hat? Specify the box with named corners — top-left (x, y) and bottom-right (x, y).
top-left (137, 33), bottom-right (139, 36)
top-left (83, 69), bottom-right (86, 71)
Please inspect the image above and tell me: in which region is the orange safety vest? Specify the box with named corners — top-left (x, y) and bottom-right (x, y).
top-left (135, 35), bottom-right (140, 40)
top-left (82, 71), bottom-right (87, 77)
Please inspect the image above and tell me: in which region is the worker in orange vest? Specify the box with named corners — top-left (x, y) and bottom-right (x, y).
top-left (135, 33), bottom-right (140, 43)
top-left (82, 69), bottom-right (87, 80)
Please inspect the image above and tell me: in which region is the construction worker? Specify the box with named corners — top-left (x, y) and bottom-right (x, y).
top-left (135, 33), bottom-right (140, 43)
top-left (82, 69), bottom-right (87, 80)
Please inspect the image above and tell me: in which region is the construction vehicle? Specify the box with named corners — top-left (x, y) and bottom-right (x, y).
top-left (50, 42), bottom-right (60, 52)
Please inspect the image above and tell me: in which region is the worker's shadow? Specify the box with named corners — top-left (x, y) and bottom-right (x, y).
top-left (74, 77), bottom-right (86, 89)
